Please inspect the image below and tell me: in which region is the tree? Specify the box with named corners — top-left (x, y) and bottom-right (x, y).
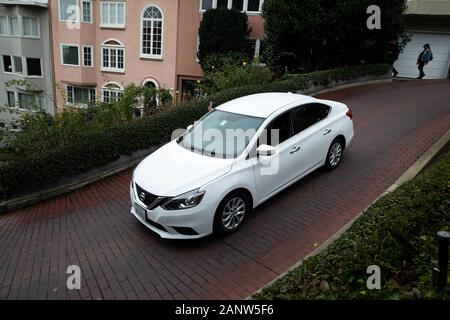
top-left (262, 0), bottom-right (407, 72)
top-left (198, 8), bottom-right (253, 70)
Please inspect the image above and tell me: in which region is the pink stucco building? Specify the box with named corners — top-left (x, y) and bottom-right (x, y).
top-left (49, 0), bottom-right (265, 111)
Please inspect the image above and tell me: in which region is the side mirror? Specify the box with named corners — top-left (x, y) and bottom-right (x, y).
top-left (256, 144), bottom-right (276, 157)
top-left (186, 124), bottom-right (193, 131)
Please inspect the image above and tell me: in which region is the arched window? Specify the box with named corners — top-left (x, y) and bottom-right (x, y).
top-left (141, 5), bottom-right (163, 58)
top-left (102, 82), bottom-right (123, 103)
top-left (101, 39), bottom-right (125, 72)
top-left (142, 78), bottom-right (159, 108)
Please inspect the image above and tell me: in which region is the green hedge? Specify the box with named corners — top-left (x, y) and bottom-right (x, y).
top-left (0, 63), bottom-right (390, 200)
top-left (253, 151), bottom-right (450, 300)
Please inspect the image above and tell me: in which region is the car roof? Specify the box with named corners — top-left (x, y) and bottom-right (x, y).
top-left (215, 92), bottom-right (317, 118)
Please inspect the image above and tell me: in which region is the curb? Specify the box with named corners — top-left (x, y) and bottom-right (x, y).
top-left (248, 128), bottom-right (450, 299)
top-left (311, 78), bottom-right (392, 97)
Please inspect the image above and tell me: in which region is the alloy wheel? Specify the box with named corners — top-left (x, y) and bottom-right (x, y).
top-left (329, 142), bottom-right (343, 167)
top-left (221, 197), bottom-right (246, 231)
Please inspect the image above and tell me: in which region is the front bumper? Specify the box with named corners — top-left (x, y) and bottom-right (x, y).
top-left (130, 184), bottom-right (214, 239)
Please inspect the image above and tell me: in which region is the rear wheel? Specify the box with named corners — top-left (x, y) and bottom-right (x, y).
top-left (214, 191), bottom-right (250, 235)
top-left (325, 139), bottom-right (344, 170)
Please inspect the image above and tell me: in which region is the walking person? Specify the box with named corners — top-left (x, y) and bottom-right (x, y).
top-left (416, 44), bottom-right (433, 79)
top-left (389, 40), bottom-right (401, 77)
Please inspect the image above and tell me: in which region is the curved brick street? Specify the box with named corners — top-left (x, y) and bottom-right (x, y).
top-left (1, 80), bottom-right (449, 300)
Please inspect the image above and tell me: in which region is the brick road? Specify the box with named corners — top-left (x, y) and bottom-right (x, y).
top-left (1, 80), bottom-right (449, 300)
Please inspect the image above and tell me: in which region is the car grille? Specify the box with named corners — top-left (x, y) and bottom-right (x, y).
top-left (135, 183), bottom-right (159, 207)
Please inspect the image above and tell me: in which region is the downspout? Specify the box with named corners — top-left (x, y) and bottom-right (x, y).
top-left (48, 0), bottom-right (57, 115)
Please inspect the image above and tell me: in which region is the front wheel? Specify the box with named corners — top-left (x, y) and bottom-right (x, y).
top-left (214, 192), bottom-right (250, 236)
top-left (325, 139), bottom-right (344, 170)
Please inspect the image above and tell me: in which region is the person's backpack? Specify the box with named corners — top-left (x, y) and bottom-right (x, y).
top-left (423, 49), bottom-right (433, 63)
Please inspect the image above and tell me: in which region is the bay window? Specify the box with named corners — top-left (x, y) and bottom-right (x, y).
top-left (23, 17), bottom-right (39, 37)
top-left (9, 16), bottom-right (19, 35)
top-left (67, 85), bottom-right (96, 106)
top-left (61, 44), bottom-right (80, 66)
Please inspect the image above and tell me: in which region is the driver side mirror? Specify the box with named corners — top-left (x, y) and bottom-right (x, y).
top-left (256, 144), bottom-right (276, 157)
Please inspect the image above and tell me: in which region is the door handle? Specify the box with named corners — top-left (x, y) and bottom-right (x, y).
top-left (323, 129), bottom-right (332, 135)
top-left (290, 146), bottom-right (301, 154)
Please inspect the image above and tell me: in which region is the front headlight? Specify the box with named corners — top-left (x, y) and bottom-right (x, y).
top-left (161, 189), bottom-right (206, 210)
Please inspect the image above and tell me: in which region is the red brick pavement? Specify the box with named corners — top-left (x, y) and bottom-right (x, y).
top-left (0, 80), bottom-right (449, 300)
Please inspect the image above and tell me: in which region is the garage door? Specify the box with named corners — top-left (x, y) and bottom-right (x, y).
top-left (394, 33), bottom-right (450, 79)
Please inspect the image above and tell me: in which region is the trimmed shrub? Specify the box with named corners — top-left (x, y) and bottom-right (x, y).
top-left (0, 63), bottom-right (390, 199)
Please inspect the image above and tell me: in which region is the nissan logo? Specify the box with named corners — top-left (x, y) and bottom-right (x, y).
top-left (139, 192), bottom-right (146, 201)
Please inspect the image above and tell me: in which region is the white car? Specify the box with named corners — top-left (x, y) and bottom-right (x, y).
top-left (131, 93), bottom-right (354, 239)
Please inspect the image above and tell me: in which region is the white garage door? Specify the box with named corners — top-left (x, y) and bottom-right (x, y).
top-left (394, 32), bottom-right (450, 79)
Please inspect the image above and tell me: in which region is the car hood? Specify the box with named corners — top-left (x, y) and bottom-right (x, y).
top-left (133, 140), bottom-right (235, 196)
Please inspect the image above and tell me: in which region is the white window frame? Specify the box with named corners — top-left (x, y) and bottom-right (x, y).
top-left (59, 0), bottom-right (80, 22)
top-left (6, 90), bottom-right (17, 107)
top-left (142, 78), bottom-right (160, 106)
top-left (0, 15), bottom-right (8, 36)
top-left (2, 55), bottom-right (43, 78)
top-left (140, 5), bottom-right (164, 59)
top-left (60, 43), bottom-right (80, 67)
top-left (22, 16), bottom-right (40, 39)
top-left (8, 16), bottom-right (21, 36)
top-left (245, 0), bottom-right (264, 14)
top-left (100, 1), bottom-right (126, 29)
top-left (66, 85), bottom-right (96, 107)
top-left (142, 78), bottom-right (159, 89)
top-left (6, 90), bottom-right (44, 111)
top-left (101, 39), bottom-right (125, 73)
top-left (196, 36), bottom-right (200, 63)
top-left (199, 0), bottom-right (264, 14)
top-left (82, 0), bottom-right (93, 23)
top-left (25, 57), bottom-right (43, 78)
top-left (2, 55), bottom-right (23, 75)
top-left (82, 45), bottom-right (94, 67)
top-left (102, 81), bottom-right (124, 103)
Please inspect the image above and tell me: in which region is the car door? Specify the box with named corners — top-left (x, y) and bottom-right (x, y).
top-left (251, 110), bottom-right (302, 203)
top-left (290, 103), bottom-right (333, 174)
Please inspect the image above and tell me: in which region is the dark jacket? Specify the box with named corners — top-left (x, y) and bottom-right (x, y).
top-left (418, 49), bottom-right (433, 64)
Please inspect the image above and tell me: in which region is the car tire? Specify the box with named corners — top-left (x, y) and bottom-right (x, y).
top-left (325, 138), bottom-right (344, 171)
top-left (213, 191), bottom-right (250, 236)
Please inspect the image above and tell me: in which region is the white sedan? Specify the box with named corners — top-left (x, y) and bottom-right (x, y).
top-left (131, 93), bottom-right (354, 239)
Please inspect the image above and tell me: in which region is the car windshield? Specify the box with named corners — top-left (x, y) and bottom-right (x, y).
top-left (178, 110), bottom-right (265, 158)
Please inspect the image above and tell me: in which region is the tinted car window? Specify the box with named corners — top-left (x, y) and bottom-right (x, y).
top-left (291, 103), bottom-right (330, 134)
top-left (260, 112), bottom-right (292, 147)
